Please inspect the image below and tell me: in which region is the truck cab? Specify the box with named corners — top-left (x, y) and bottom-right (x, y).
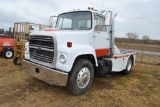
top-left (22, 9), bottom-right (136, 95)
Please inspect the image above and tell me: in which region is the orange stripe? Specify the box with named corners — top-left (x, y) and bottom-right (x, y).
top-left (112, 53), bottom-right (136, 59)
top-left (112, 55), bottom-right (129, 59)
top-left (95, 48), bottom-right (109, 57)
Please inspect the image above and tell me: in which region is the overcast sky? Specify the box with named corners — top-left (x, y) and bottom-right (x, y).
top-left (0, 0), bottom-right (160, 40)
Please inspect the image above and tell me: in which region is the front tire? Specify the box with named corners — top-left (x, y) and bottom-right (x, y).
top-left (2, 48), bottom-right (14, 59)
top-left (67, 59), bottom-right (94, 96)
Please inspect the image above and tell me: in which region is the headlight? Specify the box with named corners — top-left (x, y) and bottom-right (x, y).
top-left (60, 55), bottom-right (66, 63)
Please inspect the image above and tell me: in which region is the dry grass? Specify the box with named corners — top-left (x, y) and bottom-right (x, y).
top-left (116, 43), bottom-right (160, 52)
top-left (0, 57), bottom-right (160, 107)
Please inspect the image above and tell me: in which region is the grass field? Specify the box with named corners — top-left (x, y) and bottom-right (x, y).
top-left (116, 43), bottom-right (160, 52)
top-left (0, 57), bottom-right (160, 107)
top-left (136, 54), bottom-right (160, 65)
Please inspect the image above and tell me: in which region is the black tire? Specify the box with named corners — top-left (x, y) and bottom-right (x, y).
top-left (2, 48), bottom-right (14, 59)
top-left (122, 56), bottom-right (133, 75)
top-left (13, 57), bottom-right (20, 65)
top-left (67, 59), bottom-right (94, 96)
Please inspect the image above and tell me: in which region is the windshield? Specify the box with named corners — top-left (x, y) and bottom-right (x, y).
top-left (55, 11), bottom-right (92, 30)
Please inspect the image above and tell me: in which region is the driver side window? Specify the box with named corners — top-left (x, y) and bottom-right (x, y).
top-left (94, 15), bottom-right (106, 32)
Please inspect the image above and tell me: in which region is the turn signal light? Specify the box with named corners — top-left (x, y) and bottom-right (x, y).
top-left (67, 42), bottom-right (72, 48)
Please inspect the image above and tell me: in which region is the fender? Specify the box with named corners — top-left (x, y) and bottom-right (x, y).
top-left (111, 52), bottom-right (136, 72)
top-left (55, 44), bottom-right (98, 72)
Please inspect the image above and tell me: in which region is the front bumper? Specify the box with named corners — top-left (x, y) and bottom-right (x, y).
top-left (21, 60), bottom-right (68, 86)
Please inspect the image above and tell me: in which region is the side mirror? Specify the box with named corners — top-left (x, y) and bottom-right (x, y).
top-left (105, 11), bottom-right (112, 26)
top-left (49, 15), bottom-right (58, 28)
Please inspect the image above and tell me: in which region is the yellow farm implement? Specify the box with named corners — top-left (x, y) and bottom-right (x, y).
top-left (13, 22), bottom-right (50, 65)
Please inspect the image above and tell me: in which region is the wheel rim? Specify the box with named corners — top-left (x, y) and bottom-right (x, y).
top-left (77, 67), bottom-right (91, 89)
top-left (6, 51), bottom-right (13, 58)
top-left (127, 58), bottom-right (132, 71)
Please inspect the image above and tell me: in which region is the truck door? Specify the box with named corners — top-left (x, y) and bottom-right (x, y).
top-left (93, 15), bottom-right (110, 57)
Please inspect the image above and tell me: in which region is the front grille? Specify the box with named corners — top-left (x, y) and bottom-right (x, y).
top-left (29, 35), bottom-right (54, 63)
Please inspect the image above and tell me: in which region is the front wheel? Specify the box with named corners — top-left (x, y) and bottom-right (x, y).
top-left (67, 59), bottom-right (94, 96)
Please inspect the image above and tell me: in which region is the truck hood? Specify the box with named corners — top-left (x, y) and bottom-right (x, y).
top-left (31, 30), bottom-right (93, 46)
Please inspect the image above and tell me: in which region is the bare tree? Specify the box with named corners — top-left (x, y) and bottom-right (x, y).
top-left (142, 35), bottom-right (150, 44)
top-left (126, 32), bottom-right (139, 43)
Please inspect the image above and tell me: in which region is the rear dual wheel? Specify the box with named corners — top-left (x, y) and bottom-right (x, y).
top-left (123, 56), bottom-right (133, 75)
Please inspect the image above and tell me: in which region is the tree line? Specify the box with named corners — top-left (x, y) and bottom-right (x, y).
top-left (116, 32), bottom-right (160, 45)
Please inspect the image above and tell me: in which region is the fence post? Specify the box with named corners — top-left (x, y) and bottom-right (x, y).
top-left (141, 49), bottom-right (144, 63)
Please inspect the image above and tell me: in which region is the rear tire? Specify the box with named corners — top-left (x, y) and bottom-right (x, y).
top-left (122, 56), bottom-right (133, 75)
top-left (67, 59), bottom-right (94, 96)
top-left (2, 48), bottom-right (14, 59)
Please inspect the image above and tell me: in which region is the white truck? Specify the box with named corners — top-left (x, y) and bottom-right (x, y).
top-left (22, 9), bottom-right (136, 95)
